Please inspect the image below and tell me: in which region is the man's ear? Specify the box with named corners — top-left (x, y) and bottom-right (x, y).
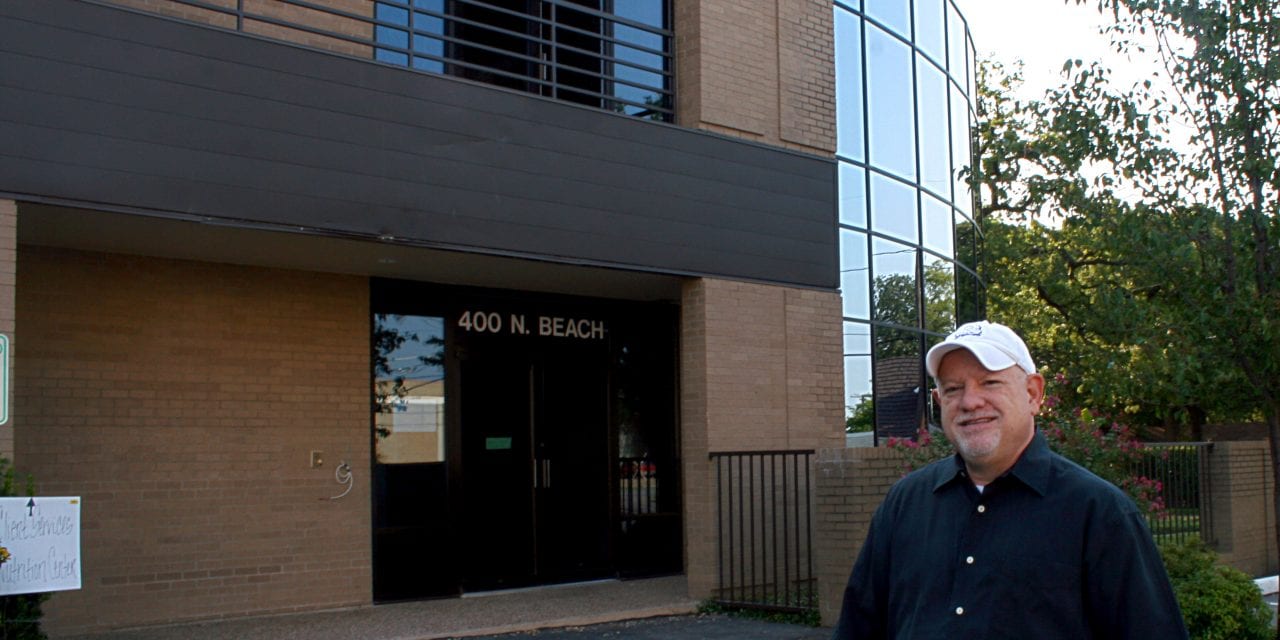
top-left (1026, 372), bottom-right (1046, 411)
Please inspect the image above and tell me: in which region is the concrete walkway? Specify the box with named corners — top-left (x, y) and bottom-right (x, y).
top-left (57, 576), bottom-right (824, 640)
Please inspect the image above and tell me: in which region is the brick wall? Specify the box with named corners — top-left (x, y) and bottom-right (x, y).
top-left (16, 247), bottom-right (371, 634)
top-left (103, 0), bottom-right (373, 58)
top-left (813, 446), bottom-right (903, 627)
top-left (1208, 440), bottom-right (1279, 577)
top-left (0, 200), bottom-right (13, 460)
top-left (674, 0), bottom-right (835, 156)
top-left (680, 278), bottom-right (844, 598)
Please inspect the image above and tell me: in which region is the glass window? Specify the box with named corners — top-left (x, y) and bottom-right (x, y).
top-left (840, 229), bottom-right (871, 320)
top-left (864, 0), bottom-right (910, 38)
top-left (921, 193), bottom-right (954, 256)
top-left (967, 36), bottom-right (977, 99)
top-left (950, 83), bottom-right (973, 215)
top-left (844, 355), bottom-right (874, 432)
top-left (866, 24), bottom-right (916, 180)
top-left (835, 8), bottom-right (865, 162)
top-left (844, 321), bottom-right (873, 427)
top-left (410, 0), bottom-right (445, 73)
top-left (955, 212), bottom-right (976, 269)
top-left (838, 162), bottom-right (867, 228)
top-left (374, 314), bottom-right (447, 464)
top-left (612, 1), bottom-right (668, 118)
top-left (870, 172), bottom-right (918, 243)
top-left (873, 325), bottom-right (923, 439)
top-left (916, 57), bottom-right (951, 199)
top-left (375, 3), bottom-right (410, 66)
top-left (871, 237), bottom-right (917, 328)
top-left (914, 0), bottom-right (946, 64)
top-left (956, 267), bottom-right (982, 324)
top-left (923, 254), bottom-right (956, 334)
top-left (946, 2), bottom-right (967, 81)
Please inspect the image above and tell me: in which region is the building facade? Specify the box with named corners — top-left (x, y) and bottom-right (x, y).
top-left (0, 0), bottom-right (978, 633)
top-left (834, 0), bottom-right (982, 441)
top-left (0, 0), bottom-right (846, 633)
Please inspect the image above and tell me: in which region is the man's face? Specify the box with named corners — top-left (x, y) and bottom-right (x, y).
top-left (931, 349), bottom-right (1045, 478)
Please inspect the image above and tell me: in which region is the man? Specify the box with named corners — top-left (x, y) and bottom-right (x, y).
top-left (832, 321), bottom-right (1187, 639)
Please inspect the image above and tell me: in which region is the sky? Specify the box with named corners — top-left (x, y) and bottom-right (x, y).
top-left (952, 0), bottom-right (1160, 100)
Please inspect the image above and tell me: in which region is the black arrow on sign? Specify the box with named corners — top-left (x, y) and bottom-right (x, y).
top-left (25, 498), bottom-right (34, 517)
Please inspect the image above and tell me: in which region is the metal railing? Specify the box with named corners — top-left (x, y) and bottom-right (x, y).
top-left (709, 450), bottom-right (815, 613)
top-left (1132, 442), bottom-right (1214, 546)
top-left (619, 456), bottom-right (659, 516)
top-left (95, 0), bottom-right (674, 121)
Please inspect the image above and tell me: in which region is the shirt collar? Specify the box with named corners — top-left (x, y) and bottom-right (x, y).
top-left (931, 430), bottom-right (1052, 496)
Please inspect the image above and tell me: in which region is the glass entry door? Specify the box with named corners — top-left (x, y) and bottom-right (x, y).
top-left (459, 339), bottom-right (611, 590)
top-left (372, 314), bottom-right (455, 601)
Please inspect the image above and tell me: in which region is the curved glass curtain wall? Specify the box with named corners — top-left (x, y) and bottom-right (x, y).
top-left (835, 0), bottom-right (984, 441)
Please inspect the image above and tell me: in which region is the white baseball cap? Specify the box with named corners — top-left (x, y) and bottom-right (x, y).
top-left (926, 321), bottom-right (1036, 378)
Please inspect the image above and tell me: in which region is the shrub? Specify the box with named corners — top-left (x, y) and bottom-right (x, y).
top-left (0, 457), bottom-right (47, 640)
top-left (1159, 537), bottom-right (1272, 640)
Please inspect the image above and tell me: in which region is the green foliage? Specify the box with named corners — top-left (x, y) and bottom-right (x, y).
top-left (0, 458), bottom-right (45, 640)
top-left (846, 398), bottom-right (875, 433)
top-left (977, 0), bottom-right (1280, 439)
top-left (886, 386), bottom-right (1165, 516)
top-left (697, 600), bottom-right (821, 627)
top-left (1159, 537), bottom-right (1272, 640)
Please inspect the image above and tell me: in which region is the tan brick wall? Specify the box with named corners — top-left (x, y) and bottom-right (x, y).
top-left (1208, 441), bottom-right (1279, 577)
top-left (0, 201), bottom-right (14, 461)
top-left (102, 0), bottom-right (373, 58)
top-left (680, 278), bottom-right (843, 598)
top-left (674, 0), bottom-right (835, 156)
top-left (16, 247), bottom-right (371, 634)
top-left (812, 446), bottom-right (903, 627)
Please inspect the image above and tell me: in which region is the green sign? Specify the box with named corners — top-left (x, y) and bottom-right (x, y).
top-left (485, 437), bottom-right (512, 451)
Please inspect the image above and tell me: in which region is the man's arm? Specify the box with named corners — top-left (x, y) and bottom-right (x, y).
top-left (831, 507), bottom-right (889, 640)
top-left (1084, 509), bottom-right (1189, 639)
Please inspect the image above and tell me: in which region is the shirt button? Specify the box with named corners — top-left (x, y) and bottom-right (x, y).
top-left (966, 556), bottom-right (975, 564)
top-left (955, 606), bottom-right (965, 615)
top-left (977, 505), bottom-right (986, 514)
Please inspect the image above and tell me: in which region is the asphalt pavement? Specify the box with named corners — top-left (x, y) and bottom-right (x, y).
top-left (59, 576), bottom-right (832, 640)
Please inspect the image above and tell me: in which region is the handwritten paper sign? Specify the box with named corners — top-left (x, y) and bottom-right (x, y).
top-left (0, 497), bottom-right (81, 595)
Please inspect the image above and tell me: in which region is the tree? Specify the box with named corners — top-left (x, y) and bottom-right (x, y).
top-left (977, 0), bottom-right (1279, 609)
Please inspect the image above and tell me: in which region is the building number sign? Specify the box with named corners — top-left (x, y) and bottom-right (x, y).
top-left (457, 310), bottom-right (605, 340)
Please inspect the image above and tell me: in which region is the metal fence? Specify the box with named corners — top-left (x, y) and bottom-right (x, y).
top-left (1131, 442), bottom-right (1214, 546)
top-left (709, 450), bottom-right (815, 613)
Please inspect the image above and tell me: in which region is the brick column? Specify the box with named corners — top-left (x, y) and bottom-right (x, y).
top-left (0, 200), bottom-right (14, 461)
top-left (813, 446), bottom-right (904, 626)
top-left (1207, 440), bottom-right (1278, 576)
top-left (680, 278), bottom-right (843, 599)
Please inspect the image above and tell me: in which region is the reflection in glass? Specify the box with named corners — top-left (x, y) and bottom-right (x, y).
top-left (864, 0), bottom-right (910, 38)
top-left (374, 314), bottom-right (446, 464)
top-left (914, 0), bottom-right (946, 63)
top-left (916, 58), bottom-right (951, 199)
top-left (844, 321), bottom-right (873, 429)
top-left (375, 3), bottom-right (410, 66)
top-left (870, 172), bottom-right (919, 243)
top-left (611, 1), bottom-right (669, 118)
top-left (838, 163), bottom-right (867, 228)
top-left (872, 237), bottom-right (917, 327)
top-left (840, 229), bottom-right (871, 320)
top-left (866, 25), bottom-right (916, 180)
top-left (950, 83), bottom-right (973, 215)
top-left (835, 9), bottom-right (865, 162)
top-left (955, 213), bottom-right (976, 268)
top-left (957, 267), bottom-right (982, 323)
top-left (923, 254), bottom-right (956, 334)
top-left (921, 194), bottom-right (954, 256)
top-left (873, 325), bottom-right (923, 439)
top-left (947, 2), bottom-right (967, 80)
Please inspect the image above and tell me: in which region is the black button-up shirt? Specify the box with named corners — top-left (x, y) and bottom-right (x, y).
top-left (832, 432), bottom-right (1188, 639)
